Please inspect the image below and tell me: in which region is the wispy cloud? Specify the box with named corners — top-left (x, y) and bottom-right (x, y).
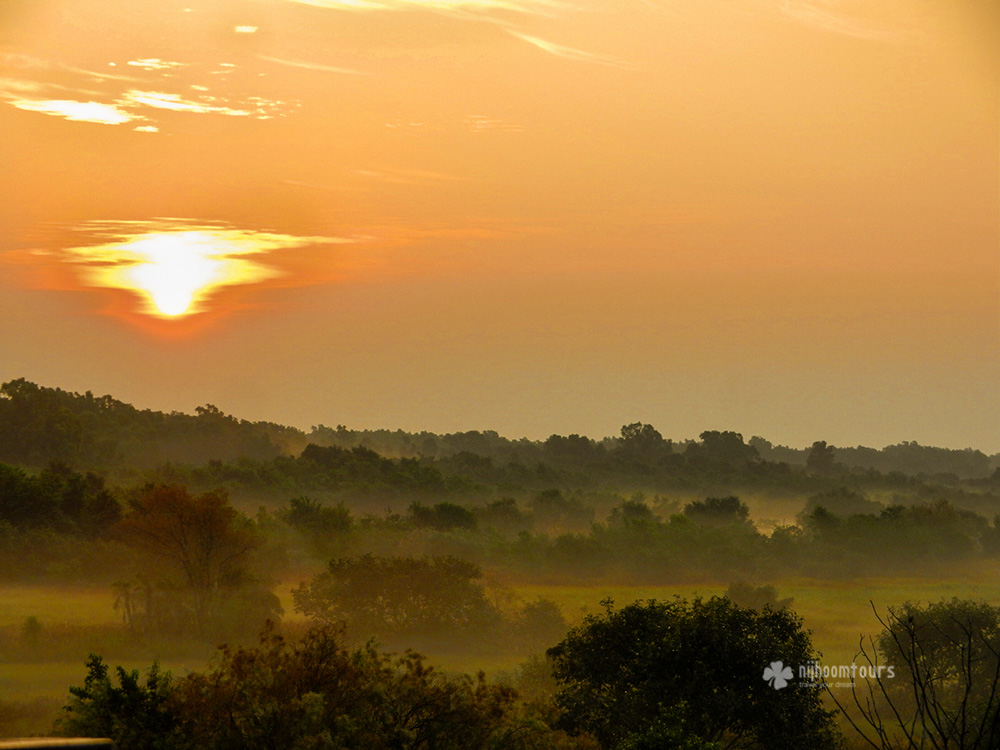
top-left (354, 167), bottom-right (466, 185)
top-left (258, 55), bottom-right (368, 75)
top-left (506, 30), bottom-right (637, 69)
top-left (121, 90), bottom-right (249, 116)
top-left (126, 58), bottom-right (188, 71)
top-left (465, 114), bottom-right (523, 133)
top-left (7, 98), bottom-right (137, 125)
top-left (0, 52), bottom-right (140, 82)
top-left (281, 0), bottom-right (567, 13)
top-left (779, 1), bottom-right (897, 41)
top-left (0, 71), bottom-right (298, 126)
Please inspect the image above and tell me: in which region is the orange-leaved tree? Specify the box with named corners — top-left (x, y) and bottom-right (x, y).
top-left (115, 484), bottom-right (269, 636)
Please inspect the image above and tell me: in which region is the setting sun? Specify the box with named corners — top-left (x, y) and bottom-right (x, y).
top-left (119, 232), bottom-right (231, 317)
top-left (74, 228), bottom-right (280, 319)
top-left (0, 0), bottom-right (996, 448)
top-left (32, 220), bottom-right (353, 322)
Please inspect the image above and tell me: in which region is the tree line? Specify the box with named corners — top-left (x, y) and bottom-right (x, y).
top-left (3, 380), bottom-right (996, 483)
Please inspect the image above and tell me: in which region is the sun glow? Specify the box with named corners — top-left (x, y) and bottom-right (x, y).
top-left (78, 230), bottom-right (280, 318)
top-left (121, 233), bottom-right (233, 316)
top-left (13, 220), bottom-right (356, 324)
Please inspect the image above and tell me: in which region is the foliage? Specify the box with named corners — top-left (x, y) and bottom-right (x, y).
top-left (115, 484), bottom-right (271, 636)
top-left (409, 501), bottom-right (477, 531)
top-left (282, 496), bottom-right (353, 558)
top-left (531, 490), bottom-right (594, 530)
top-left (58, 626), bottom-right (588, 750)
top-left (801, 487), bottom-right (883, 519)
top-left (806, 441), bottom-right (838, 475)
top-left (477, 497), bottom-right (533, 534)
top-left (0, 378), bottom-right (294, 469)
top-left (292, 554), bottom-right (500, 641)
top-left (830, 599), bottom-right (1000, 750)
top-left (682, 496), bottom-right (751, 526)
top-left (57, 654), bottom-right (177, 749)
top-left (547, 597), bottom-right (841, 749)
top-left (0, 460), bottom-right (120, 536)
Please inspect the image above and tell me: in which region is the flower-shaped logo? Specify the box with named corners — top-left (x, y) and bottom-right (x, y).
top-left (763, 661), bottom-right (793, 690)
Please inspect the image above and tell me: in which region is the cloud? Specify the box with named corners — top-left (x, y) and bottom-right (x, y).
top-left (126, 58), bottom-right (188, 71)
top-left (465, 114), bottom-right (523, 132)
top-left (779, 1), bottom-right (897, 41)
top-left (7, 98), bottom-right (137, 124)
top-left (353, 167), bottom-right (466, 185)
top-left (506, 30), bottom-right (636, 69)
top-left (281, 0), bottom-right (567, 12)
top-left (258, 55), bottom-right (368, 75)
top-left (121, 89), bottom-right (249, 116)
top-left (0, 52), bottom-right (299, 127)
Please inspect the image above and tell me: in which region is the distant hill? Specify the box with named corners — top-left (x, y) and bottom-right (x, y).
top-left (0, 379), bottom-right (995, 482)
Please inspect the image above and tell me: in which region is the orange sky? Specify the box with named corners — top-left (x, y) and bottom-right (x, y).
top-left (1, 0), bottom-right (997, 451)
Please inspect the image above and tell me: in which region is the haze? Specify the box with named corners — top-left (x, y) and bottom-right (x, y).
top-left (1, 0), bottom-right (997, 451)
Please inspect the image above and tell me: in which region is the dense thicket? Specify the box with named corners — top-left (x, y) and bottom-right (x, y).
top-left (58, 626), bottom-right (590, 750)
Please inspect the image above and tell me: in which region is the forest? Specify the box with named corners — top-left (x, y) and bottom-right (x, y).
top-left (1, 379), bottom-right (999, 749)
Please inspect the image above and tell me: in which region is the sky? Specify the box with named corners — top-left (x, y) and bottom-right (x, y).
top-left (0, 0), bottom-right (997, 452)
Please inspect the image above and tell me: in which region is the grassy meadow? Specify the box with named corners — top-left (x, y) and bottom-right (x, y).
top-left (2, 567), bottom-right (999, 738)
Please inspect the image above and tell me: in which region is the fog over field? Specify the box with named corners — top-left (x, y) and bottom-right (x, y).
top-left (0, 381), bottom-right (999, 747)
top-left (1, 0), bottom-right (996, 746)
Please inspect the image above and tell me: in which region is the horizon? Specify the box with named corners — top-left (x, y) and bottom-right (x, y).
top-left (2, 0), bottom-right (997, 454)
top-left (4, 375), bottom-right (997, 456)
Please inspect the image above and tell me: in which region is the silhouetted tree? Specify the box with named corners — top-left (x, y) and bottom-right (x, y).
top-left (806, 441), bottom-right (837, 475)
top-left (548, 597), bottom-right (840, 749)
top-left (683, 496), bottom-right (751, 526)
top-left (831, 599), bottom-right (1000, 750)
top-left (293, 554), bottom-right (499, 640)
top-left (116, 485), bottom-right (265, 634)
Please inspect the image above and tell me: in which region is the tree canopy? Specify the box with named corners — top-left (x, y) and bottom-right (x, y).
top-left (547, 597), bottom-right (840, 749)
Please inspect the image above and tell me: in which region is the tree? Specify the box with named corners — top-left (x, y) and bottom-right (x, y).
top-left (806, 441), bottom-right (837, 475)
top-left (683, 496), bottom-right (751, 526)
top-left (282, 496), bottom-right (352, 557)
top-left (531, 489), bottom-right (593, 529)
top-left (409, 501), bottom-right (477, 531)
top-left (801, 487), bottom-right (882, 519)
top-left (57, 655), bottom-right (177, 749)
top-left (292, 554), bottom-right (500, 641)
top-left (685, 431), bottom-right (759, 468)
top-left (618, 423), bottom-right (669, 460)
top-left (830, 599), bottom-right (1000, 750)
top-left (547, 597), bottom-right (840, 749)
top-left (116, 484), bottom-right (266, 635)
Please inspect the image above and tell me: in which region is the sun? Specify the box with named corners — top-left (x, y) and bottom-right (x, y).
top-left (40, 219), bottom-right (350, 324)
top-left (71, 226), bottom-right (285, 320)
top-left (122, 232), bottom-right (226, 317)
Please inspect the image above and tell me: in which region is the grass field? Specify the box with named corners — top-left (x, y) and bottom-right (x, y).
top-left (3, 571), bottom-right (999, 736)
top-left (0, 586), bottom-right (120, 629)
top-left (509, 574), bottom-right (1000, 668)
